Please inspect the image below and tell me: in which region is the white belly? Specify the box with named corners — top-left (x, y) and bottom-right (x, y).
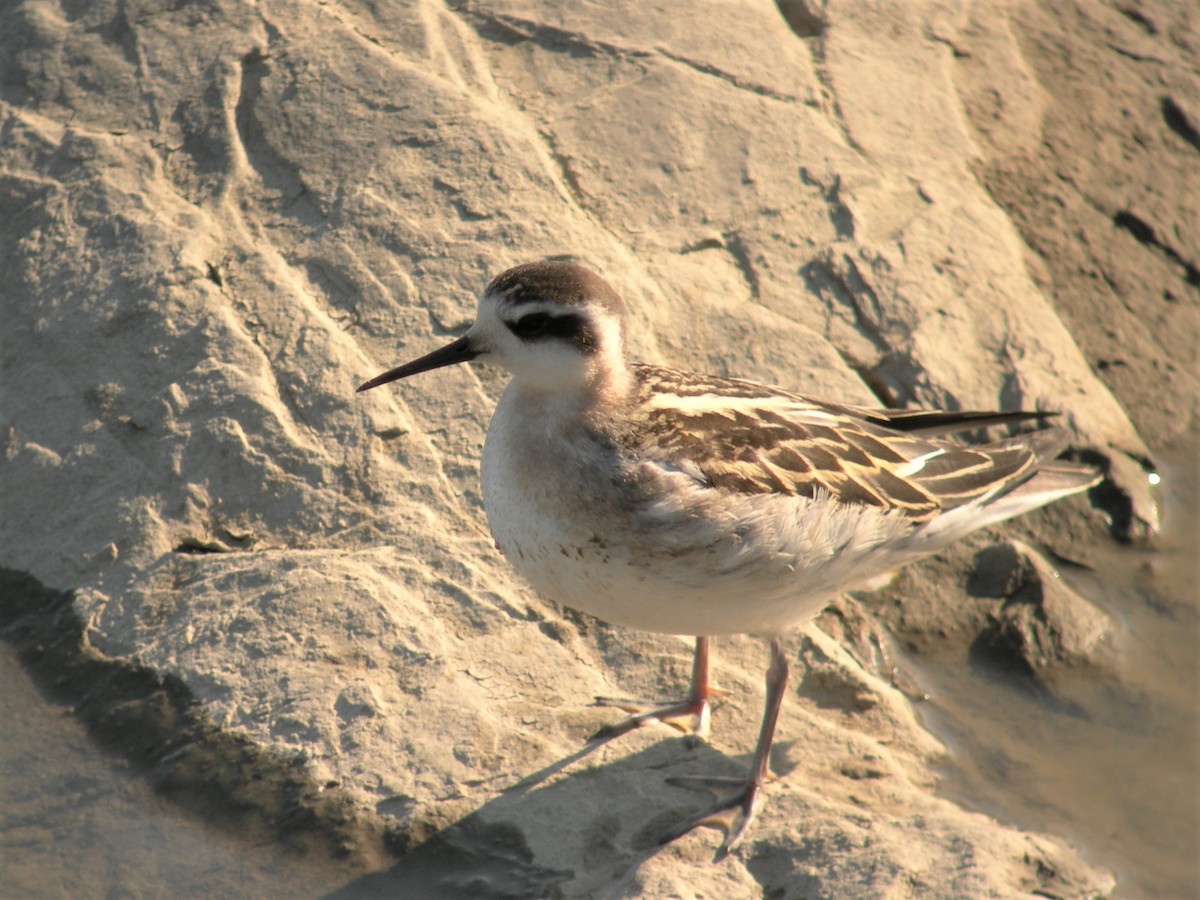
top-left (480, 386), bottom-right (913, 637)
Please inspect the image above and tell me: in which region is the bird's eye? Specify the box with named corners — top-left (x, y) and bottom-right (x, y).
top-left (510, 313), bottom-right (551, 337)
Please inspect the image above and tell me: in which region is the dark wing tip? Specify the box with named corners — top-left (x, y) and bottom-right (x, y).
top-left (871, 408), bottom-right (1059, 438)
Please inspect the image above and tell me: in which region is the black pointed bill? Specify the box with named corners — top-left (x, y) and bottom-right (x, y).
top-left (356, 335), bottom-right (480, 393)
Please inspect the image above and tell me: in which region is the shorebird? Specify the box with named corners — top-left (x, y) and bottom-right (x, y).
top-left (358, 260), bottom-right (1100, 857)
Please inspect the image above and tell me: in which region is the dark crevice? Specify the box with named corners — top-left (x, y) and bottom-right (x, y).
top-left (800, 257), bottom-right (892, 355)
top-left (723, 232), bottom-right (762, 301)
top-left (655, 48), bottom-right (797, 103)
top-left (680, 237), bottom-right (725, 255)
top-left (1112, 210), bottom-right (1155, 245)
top-left (173, 537), bottom-right (230, 553)
top-left (1072, 450), bottom-right (1138, 544)
top-left (446, 4), bottom-right (614, 59)
top-left (799, 167), bottom-right (855, 239)
top-left (775, 0), bottom-right (826, 38)
top-left (1117, 7), bottom-right (1158, 35)
top-left (848, 358), bottom-right (903, 409)
top-left (1161, 96), bottom-right (1200, 153)
top-left (1112, 210), bottom-right (1200, 287)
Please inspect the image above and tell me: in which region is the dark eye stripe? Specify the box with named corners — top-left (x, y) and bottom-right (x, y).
top-left (509, 313), bottom-right (550, 337)
top-left (506, 312), bottom-right (597, 354)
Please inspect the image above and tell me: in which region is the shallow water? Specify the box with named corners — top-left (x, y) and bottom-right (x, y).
top-left (915, 437), bottom-right (1200, 898)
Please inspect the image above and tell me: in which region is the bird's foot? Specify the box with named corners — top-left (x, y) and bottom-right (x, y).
top-left (590, 691), bottom-right (724, 742)
top-left (659, 773), bottom-right (766, 860)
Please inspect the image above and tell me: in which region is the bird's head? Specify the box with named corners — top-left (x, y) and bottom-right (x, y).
top-left (357, 260), bottom-right (631, 399)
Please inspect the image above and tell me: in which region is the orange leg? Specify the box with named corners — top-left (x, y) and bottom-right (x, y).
top-left (592, 636), bottom-right (715, 740)
top-left (660, 636), bottom-right (788, 858)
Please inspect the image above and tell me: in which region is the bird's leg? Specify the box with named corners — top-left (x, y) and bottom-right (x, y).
top-left (591, 636), bottom-right (718, 740)
top-left (659, 636), bottom-right (789, 859)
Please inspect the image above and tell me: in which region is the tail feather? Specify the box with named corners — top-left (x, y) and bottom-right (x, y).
top-left (978, 426), bottom-right (1073, 465)
top-left (992, 460), bottom-right (1103, 510)
top-left (911, 430), bottom-right (1101, 548)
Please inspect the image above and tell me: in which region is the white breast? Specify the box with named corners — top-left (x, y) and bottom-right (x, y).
top-left (481, 383), bottom-right (915, 637)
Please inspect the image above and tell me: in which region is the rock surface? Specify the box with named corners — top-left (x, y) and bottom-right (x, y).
top-left (3, 0), bottom-right (1192, 896)
top-left (969, 540), bottom-right (1115, 679)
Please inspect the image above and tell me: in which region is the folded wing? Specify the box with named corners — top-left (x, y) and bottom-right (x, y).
top-left (630, 365), bottom-right (1095, 523)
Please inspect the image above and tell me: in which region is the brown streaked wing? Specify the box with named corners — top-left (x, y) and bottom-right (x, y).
top-left (628, 365), bottom-right (1047, 522)
top-left (904, 444), bottom-right (1036, 509)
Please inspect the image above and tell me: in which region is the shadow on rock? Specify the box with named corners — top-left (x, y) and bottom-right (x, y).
top-left (0, 567), bottom-right (396, 873)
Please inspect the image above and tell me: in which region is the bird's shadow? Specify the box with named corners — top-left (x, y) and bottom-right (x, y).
top-left (326, 732), bottom-right (750, 899)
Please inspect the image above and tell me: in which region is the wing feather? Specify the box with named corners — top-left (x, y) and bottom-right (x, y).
top-left (628, 365), bottom-right (1068, 522)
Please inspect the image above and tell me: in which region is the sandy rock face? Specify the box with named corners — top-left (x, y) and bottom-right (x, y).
top-left (969, 540), bottom-right (1115, 678)
top-left (3, 0), bottom-right (1175, 895)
